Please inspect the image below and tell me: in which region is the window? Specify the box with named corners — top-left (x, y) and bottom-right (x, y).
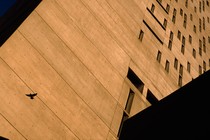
top-left (189, 35), bottom-right (192, 44)
top-left (209, 36), bottom-right (210, 43)
top-left (151, 4), bottom-right (155, 13)
top-left (187, 62), bottom-right (191, 73)
top-left (174, 58), bottom-right (178, 70)
top-left (179, 64), bottom-right (183, 76)
top-left (203, 61), bottom-right (206, 72)
top-left (203, 17), bottom-right (205, 30)
top-left (0, 0), bottom-right (42, 47)
top-left (181, 44), bottom-right (185, 54)
top-left (199, 18), bottom-right (202, 32)
top-left (138, 30), bottom-right (144, 41)
top-left (185, 0), bottom-right (188, 8)
top-left (163, 19), bottom-right (167, 29)
top-left (199, 40), bottom-right (202, 56)
top-left (168, 40), bottom-right (172, 50)
top-left (127, 68), bottom-right (144, 93)
top-left (166, 4), bottom-right (170, 13)
top-left (170, 31), bottom-right (174, 41)
top-left (146, 89), bottom-right (159, 105)
top-left (172, 15), bottom-right (176, 23)
top-left (182, 36), bottom-right (186, 45)
top-left (193, 48), bottom-right (196, 58)
top-left (183, 14), bottom-right (187, 28)
top-left (193, 25), bottom-right (196, 33)
top-left (157, 51), bottom-right (162, 63)
top-left (190, 14), bottom-right (193, 21)
top-left (118, 89), bottom-right (134, 137)
top-left (194, 6), bottom-right (197, 13)
top-left (180, 8), bottom-right (183, 16)
top-left (203, 37), bottom-right (206, 52)
top-left (199, 65), bottom-right (202, 75)
top-left (177, 30), bottom-right (181, 40)
top-left (165, 60), bottom-right (170, 73)
top-left (178, 75), bottom-right (182, 87)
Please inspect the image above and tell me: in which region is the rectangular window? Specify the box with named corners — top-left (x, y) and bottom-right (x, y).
top-left (199, 18), bottom-right (202, 32)
top-left (182, 36), bottom-right (186, 45)
top-left (166, 4), bottom-right (170, 13)
top-left (165, 60), bottom-right (170, 73)
top-left (194, 6), bottom-right (197, 13)
top-left (180, 8), bottom-right (183, 16)
top-left (187, 62), bottom-right (191, 73)
top-left (203, 61), bottom-right (206, 72)
top-left (203, 37), bottom-right (206, 52)
top-left (199, 40), bottom-right (202, 56)
top-left (151, 4), bottom-right (155, 13)
top-left (190, 14), bottom-right (193, 21)
top-left (170, 31), bottom-right (174, 41)
top-left (189, 35), bottom-right (192, 44)
top-left (178, 75), bottom-right (182, 87)
top-left (174, 58), bottom-right (178, 70)
top-left (179, 64), bottom-right (183, 76)
top-left (181, 44), bottom-right (185, 54)
top-left (185, 0), bottom-right (188, 8)
top-left (157, 50), bottom-right (162, 63)
top-left (127, 68), bottom-right (144, 93)
top-left (199, 65), bottom-right (202, 75)
top-left (193, 25), bottom-right (196, 33)
top-left (203, 17), bottom-right (205, 30)
top-left (163, 19), bottom-right (167, 29)
top-left (168, 40), bottom-right (172, 50)
top-left (177, 30), bottom-right (181, 40)
top-left (138, 30), bottom-right (144, 41)
top-left (193, 48), bottom-right (196, 58)
top-left (146, 89), bottom-right (159, 105)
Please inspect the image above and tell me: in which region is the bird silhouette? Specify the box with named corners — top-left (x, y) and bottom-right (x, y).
top-left (26, 93), bottom-right (37, 99)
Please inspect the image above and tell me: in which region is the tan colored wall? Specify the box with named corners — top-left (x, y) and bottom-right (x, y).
top-left (0, 0), bottom-right (209, 139)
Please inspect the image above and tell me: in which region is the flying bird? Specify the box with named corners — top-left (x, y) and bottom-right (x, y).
top-left (26, 93), bottom-right (37, 99)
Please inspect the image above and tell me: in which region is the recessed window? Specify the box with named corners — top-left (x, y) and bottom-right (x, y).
top-left (146, 89), bottom-right (159, 105)
top-left (177, 30), bottom-right (181, 40)
top-left (151, 4), bottom-right (155, 13)
top-left (178, 75), bottom-right (182, 87)
top-left (189, 35), bottom-right (192, 44)
top-left (187, 62), bottom-right (191, 73)
top-left (166, 4), bottom-right (170, 13)
top-left (199, 65), bottom-right (202, 75)
top-left (193, 48), bottom-right (196, 58)
top-left (163, 19), bottom-right (167, 29)
top-left (179, 64), bottom-right (183, 76)
top-left (138, 30), bottom-right (144, 41)
top-left (203, 61), bottom-right (206, 72)
top-left (157, 50), bottom-right (162, 63)
top-left (165, 60), bottom-right (170, 73)
top-left (181, 44), bottom-right (185, 54)
top-left (180, 8), bottom-right (183, 16)
top-left (168, 40), bottom-right (172, 50)
top-left (127, 68), bottom-right (144, 93)
top-left (174, 58), bottom-right (178, 70)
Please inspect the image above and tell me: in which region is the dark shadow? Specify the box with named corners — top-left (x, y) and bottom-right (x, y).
top-left (25, 93), bottom-right (37, 99)
top-left (0, 136), bottom-right (9, 140)
top-left (0, 0), bottom-right (42, 47)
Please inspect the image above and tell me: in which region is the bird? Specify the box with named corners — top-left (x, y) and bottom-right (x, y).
top-left (25, 93), bottom-right (37, 99)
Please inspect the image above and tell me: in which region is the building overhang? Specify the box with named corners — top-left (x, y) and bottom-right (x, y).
top-left (120, 70), bottom-right (210, 139)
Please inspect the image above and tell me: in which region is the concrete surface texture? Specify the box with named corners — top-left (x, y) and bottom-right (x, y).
top-left (0, 0), bottom-right (209, 139)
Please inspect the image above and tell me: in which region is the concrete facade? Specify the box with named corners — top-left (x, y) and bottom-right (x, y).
top-left (0, 0), bottom-right (209, 139)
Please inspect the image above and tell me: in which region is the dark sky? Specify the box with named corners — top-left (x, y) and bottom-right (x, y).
top-left (0, 0), bottom-right (16, 16)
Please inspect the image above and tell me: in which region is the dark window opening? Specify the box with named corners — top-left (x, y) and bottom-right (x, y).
top-left (127, 68), bottom-right (144, 93)
top-left (146, 89), bottom-right (159, 105)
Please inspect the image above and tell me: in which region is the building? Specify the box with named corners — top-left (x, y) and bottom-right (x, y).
top-left (0, 0), bottom-right (209, 139)
top-left (119, 69), bottom-right (210, 140)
